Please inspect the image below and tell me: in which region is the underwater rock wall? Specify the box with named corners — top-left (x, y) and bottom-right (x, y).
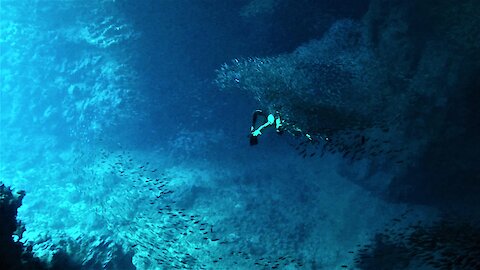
top-left (239, 0), bottom-right (370, 53)
top-left (0, 1), bottom-right (140, 143)
top-left (216, 0), bottom-right (480, 209)
top-left (354, 216), bottom-right (480, 269)
top-left (364, 0), bottom-right (480, 209)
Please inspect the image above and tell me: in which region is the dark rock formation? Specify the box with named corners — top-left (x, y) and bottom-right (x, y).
top-left (354, 218), bottom-right (480, 270)
top-left (0, 183), bottom-right (48, 270)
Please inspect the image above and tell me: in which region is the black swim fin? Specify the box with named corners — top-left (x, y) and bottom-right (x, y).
top-left (249, 135), bottom-right (258, 146)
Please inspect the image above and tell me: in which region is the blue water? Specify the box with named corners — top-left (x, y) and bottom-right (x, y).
top-left (1, 1), bottom-right (479, 269)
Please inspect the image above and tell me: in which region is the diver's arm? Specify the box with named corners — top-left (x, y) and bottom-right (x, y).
top-left (251, 114), bottom-right (275, 136)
